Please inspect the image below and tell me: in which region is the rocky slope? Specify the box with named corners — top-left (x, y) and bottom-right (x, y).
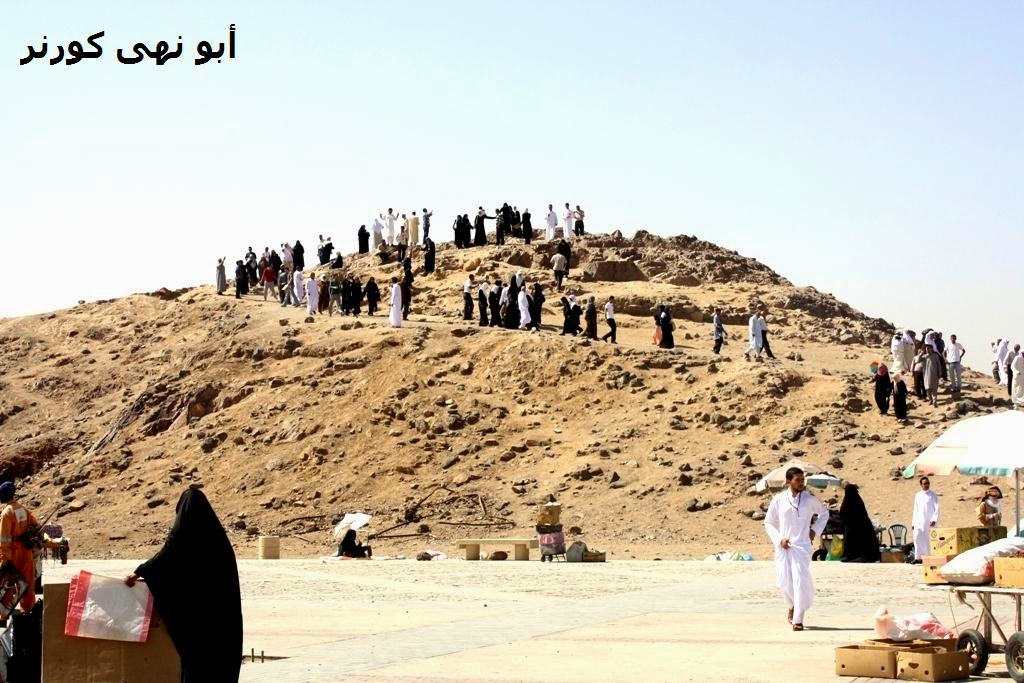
top-left (0, 232), bottom-right (1010, 560)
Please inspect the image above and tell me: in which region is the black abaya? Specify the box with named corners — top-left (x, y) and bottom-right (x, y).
top-left (489, 286), bottom-right (502, 326)
top-left (839, 485), bottom-right (881, 563)
top-left (893, 379), bottom-right (909, 420)
top-left (505, 280), bottom-right (520, 329)
top-left (522, 211), bottom-right (532, 244)
top-left (873, 373), bottom-right (893, 415)
top-left (135, 488), bottom-right (242, 683)
top-left (357, 227), bottom-right (370, 254)
top-left (474, 216), bottom-right (487, 246)
top-left (584, 304), bottom-right (598, 339)
top-left (478, 289), bottom-right (489, 326)
top-left (657, 312), bottom-right (675, 349)
top-left (293, 241), bottom-right (305, 271)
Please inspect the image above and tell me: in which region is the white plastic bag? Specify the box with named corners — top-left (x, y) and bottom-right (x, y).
top-left (65, 571), bottom-right (153, 642)
top-left (940, 536), bottom-right (1024, 585)
top-left (874, 606), bottom-right (956, 640)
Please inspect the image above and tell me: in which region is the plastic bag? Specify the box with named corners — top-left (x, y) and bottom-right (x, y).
top-left (874, 606), bottom-right (956, 640)
top-left (65, 571), bottom-right (153, 642)
top-left (826, 537), bottom-right (844, 561)
top-left (940, 536), bottom-right (1024, 585)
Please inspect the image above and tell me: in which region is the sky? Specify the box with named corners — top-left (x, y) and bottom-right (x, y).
top-left (1, 2), bottom-right (1021, 370)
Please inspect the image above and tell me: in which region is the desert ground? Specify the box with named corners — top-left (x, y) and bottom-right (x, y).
top-left (42, 558), bottom-right (1011, 682)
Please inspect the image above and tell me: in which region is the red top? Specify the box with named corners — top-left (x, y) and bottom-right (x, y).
top-left (262, 267), bottom-right (275, 283)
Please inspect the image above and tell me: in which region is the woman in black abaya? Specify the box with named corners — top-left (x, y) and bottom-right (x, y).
top-left (125, 488), bottom-right (242, 683)
top-left (839, 484), bottom-right (881, 563)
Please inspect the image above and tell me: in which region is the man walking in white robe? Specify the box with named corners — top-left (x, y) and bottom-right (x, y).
top-left (305, 275), bottom-right (320, 315)
top-left (389, 279), bottom-right (403, 328)
top-left (517, 289), bottom-right (532, 330)
top-left (545, 204), bottom-right (558, 241)
top-left (744, 313), bottom-right (764, 361)
top-left (764, 467), bottom-right (828, 630)
top-left (563, 203), bottom-right (574, 242)
top-left (911, 476), bottom-right (939, 560)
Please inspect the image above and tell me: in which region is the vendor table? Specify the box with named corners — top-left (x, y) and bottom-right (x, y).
top-left (922, 583), bottom-right (1024, 681)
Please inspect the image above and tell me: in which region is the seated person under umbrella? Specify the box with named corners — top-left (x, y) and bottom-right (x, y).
top-left (333, 513), bottom-right (373, 558)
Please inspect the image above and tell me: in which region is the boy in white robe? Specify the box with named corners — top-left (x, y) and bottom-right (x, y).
top-left (389, 279), bottom-right (403, 328)
top-left (305, 276), bottom-right (319, 315)
top-left (764, 467), bottom-right (828, 630)
top-left (911, 477), bottom-right (939, 560)
top-left (517, 289), bottom-right (532, 330)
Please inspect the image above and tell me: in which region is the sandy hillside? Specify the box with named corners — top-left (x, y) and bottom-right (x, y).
top-left (0, 231), bottom-right (1012, 560)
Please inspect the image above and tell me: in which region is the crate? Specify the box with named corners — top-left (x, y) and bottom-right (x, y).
top-left (921, 554), bottom-right (955, 585)
top-left (881, 549), bottom-right (907, 563)
top-left (895, 647), bottom-right (970, 681)
top-left (994, 557), bottom-right (1024, 588)
top-left (835, 644), bottom-right (897, 678)
top-left (930, 527), bottom-right (1005, 556)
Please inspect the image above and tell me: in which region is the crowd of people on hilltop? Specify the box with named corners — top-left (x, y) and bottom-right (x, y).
top-left (214, 201), bottom-right (587, 329)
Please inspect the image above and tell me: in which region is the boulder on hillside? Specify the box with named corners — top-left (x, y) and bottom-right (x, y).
top-left (583, 259), bottom-right (648, 282)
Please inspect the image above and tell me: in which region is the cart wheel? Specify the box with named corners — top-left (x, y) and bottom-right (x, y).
top-left (957, 629), bottom-right (989, 676)
top-left (811, 549), bottom-right (827, 561)
top-left (1006, 632), bottom-right (1024, 682)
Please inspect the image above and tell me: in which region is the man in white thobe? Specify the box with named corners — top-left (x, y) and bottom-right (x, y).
top-left (1012, 347), bottom-right (1024, 406)
top-left (545, 204), bottom-right (558, 241)
top-left (563, 203), bottom-right (574, 242)
top-left (764, 467), bottom-right (828, 630)
top-left (384, 209), bottom-right (398, 246)
top-left (744, 313), bottom-right (764, 361)
top-left (890, 333), bottom-right (906, 373)
top-left (292, 270), bottom-right (305, 307)
top-left (371, 217), bottom-right (384, 249)
top-left (911, 476), bottom-right (939, 560)
top-left (305, 275), bottom-right (320, 315)
top-left (389, 279), bottom-right (403, 328)
top-left (996, 340), bottom-right (1010, 385)
top-left (517, 289), bottom-right (532, 330)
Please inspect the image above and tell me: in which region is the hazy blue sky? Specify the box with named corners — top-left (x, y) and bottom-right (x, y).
top-left (2, 2), bottom-right (1020, 369)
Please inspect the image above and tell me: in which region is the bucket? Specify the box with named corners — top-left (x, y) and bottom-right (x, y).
top-left (258, 535), bottom-right (280, 560)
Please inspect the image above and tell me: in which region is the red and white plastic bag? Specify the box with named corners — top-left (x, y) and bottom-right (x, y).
top-left (65, 570), bottom-right (153, 642)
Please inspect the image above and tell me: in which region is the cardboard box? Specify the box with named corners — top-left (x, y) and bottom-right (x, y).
top-left (995, 556), bottom-right (1024, 588)
top-left (921, 554), bottom-right (956, 585)
top-left (896, 647), bottom-right (970, 681)
top-left (866, 638), bottom-right (957, 653)
top-left (930, 526), bottom-right (1006, 555)
top-left (881, 549), bottom-right (907, 563)
top-left (835, 644), bottom-right (897, 678)
top-left (43, 583), bottom-right (181, 683)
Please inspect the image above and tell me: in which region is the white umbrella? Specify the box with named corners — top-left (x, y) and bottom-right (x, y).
top-left (333, 512), bottom-right (372, 539)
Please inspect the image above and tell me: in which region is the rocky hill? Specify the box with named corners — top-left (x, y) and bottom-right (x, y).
top-left (0, 232), bottom-right (1010, 560)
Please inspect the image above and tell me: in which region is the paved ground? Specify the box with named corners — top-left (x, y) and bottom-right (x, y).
top-left (42, 559), bottom-right (1012, 682)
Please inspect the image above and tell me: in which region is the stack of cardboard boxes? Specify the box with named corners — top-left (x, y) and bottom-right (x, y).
top-left (920, 526), bottom-right (1007, 584)
top-left (835, 639), bottom-right (968, 681)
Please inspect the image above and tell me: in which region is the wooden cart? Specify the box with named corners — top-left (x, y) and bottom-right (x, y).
top-left (923, 583), bottom-right (1024, 681)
